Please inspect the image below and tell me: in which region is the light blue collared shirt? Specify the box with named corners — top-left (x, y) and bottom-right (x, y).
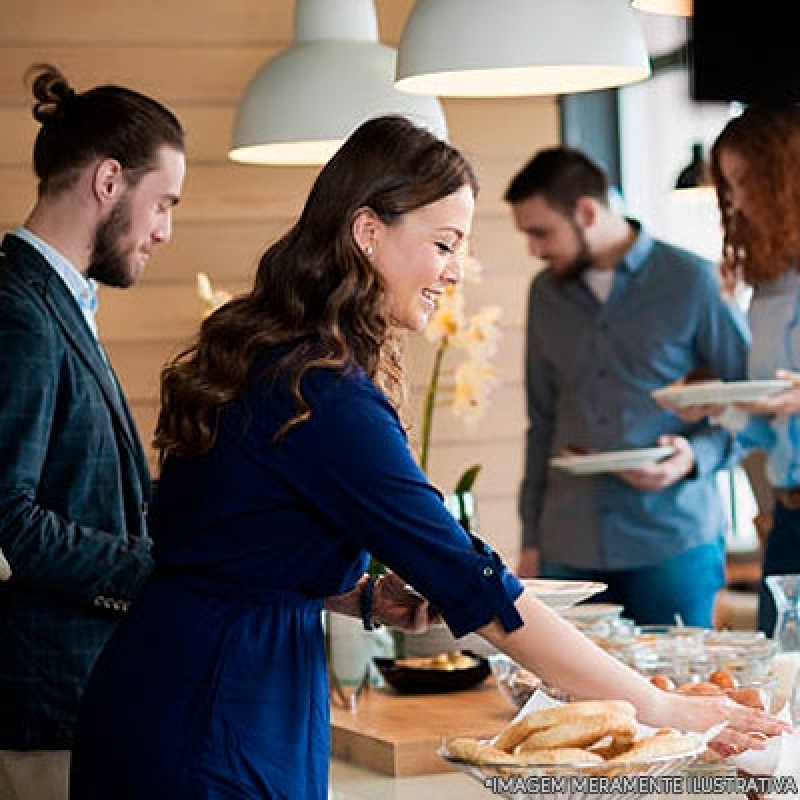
top-left (520, 223), bottom-right (751, 569)
top-left (734, 269), bottom-right (800, 488)
top-left (10, 226), bottom-right (100, 340)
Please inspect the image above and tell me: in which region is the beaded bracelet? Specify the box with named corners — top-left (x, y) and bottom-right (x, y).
top-left (360, 574), bottom-right (383, 631)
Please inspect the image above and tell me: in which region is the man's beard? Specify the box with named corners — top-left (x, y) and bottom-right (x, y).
top-left (552, 221), bottom-right (593, 281)
top-left (87, 195), bottom-right (135, 288)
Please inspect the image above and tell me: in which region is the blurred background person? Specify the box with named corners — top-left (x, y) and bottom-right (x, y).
top-left (507, 146), bottom-right (750, 627)
top-left (708, 104), bottom-right (800, 636)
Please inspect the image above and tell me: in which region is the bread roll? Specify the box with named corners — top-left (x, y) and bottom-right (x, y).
top-left (446, 737), bottom-right (518, 765)
top-left (516, 747), bottom-right (605, 765)
top-left (493, 700), bottom-right (636, 752)
top-left (515, 710), bottom-right (638, 752)
top-left (609, 729), bottom-right (699, 763)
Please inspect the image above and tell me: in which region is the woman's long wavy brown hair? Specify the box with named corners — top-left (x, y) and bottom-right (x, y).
top-left (155, 115), bottom-right (478, 461)
top-left (710, 105), bottom-right (800, 288)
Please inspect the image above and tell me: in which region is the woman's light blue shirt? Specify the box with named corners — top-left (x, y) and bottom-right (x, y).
top-left (736, 270), bottom-right (800, 488)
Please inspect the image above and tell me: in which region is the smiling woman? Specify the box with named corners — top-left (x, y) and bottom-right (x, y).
top-left (351, 184), bottom-right (474, 333)
top-left (68, 114), bottom-right (498, 800)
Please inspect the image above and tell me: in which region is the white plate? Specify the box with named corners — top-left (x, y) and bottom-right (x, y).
top-left (560, 602), bottom-right (625, 622)
top-left (522, 579), bottom-right (606, 610)
top-left (549, 445), bottom-right (675, 475)
top-left (652, 379), bottom-right (791, 408)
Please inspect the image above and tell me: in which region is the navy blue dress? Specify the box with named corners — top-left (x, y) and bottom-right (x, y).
top-left (70, 359), bottom-right (524, 799)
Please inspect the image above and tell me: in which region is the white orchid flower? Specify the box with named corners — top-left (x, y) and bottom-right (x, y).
top-left (424, 285), bottom-right (466, 343)
top-left (455, 305), bottom-right (503, 361)
top-left (196, 272), bottom-right (233, 317)
top-left (452, 359), bottom-right (501, 424)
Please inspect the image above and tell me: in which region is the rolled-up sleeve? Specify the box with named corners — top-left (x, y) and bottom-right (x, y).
top-left (441, 534), bottom-right (524, 637)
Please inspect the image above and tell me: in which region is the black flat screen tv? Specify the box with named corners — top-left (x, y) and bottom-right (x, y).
top-left (690, 0), bottom-right (800, 104)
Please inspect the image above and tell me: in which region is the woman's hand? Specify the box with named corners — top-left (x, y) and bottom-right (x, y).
top-left (736, 369), bottom-right (800, 416)
top-left (372, 572), bottom-right (442, 634)
top-left (651, 690), bottom-right (792, 757)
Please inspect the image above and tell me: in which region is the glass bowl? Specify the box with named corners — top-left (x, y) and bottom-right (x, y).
top-left (489, 654), bottom-right (542, 709)
top-left (722, 675), bottom-right (779, 712)
top-left (633, 625), bottom-right (707, 656)
top-left (678, 675), bottom-right (779, 712)
top-left (644, 672), bottom-right (780, 712)
top-left (489, 655), bottom-right (575, 709)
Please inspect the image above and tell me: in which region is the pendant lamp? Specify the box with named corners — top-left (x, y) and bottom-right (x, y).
top-left (395, 0), bottom-right (651, 97)
top-left (673, 141), bottom-right (715, 200)
top-left (631, 0), bottom-right (692, 16)
top-left (229, 0), bottom-right (447, 165)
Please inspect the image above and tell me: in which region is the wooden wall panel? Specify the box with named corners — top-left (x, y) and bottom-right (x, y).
top-left (0, 160), bottom-right (542, 229)
top-left (0, 0), bottom-right (410, 47)
top-left (0, 99), bottom-right (556, 168)
top-left (0, 0), bottom-right (560, 569)
top-left (137, 220), bottom-right (290, 286)
top-left (0, 46), bottom-right (276, 105)
top-left (445, 97), bottom-right (561, 163)
top-left (94, 272), bottom-right (530, 345)
top-left (104, 341), bottom-right (188, 402)
top-left (470, 215), bottom-right (537, 276)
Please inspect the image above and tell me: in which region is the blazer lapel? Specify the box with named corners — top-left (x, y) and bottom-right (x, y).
top-left (1, 236), bottom-right (150, 493)
top-left (45, 277), bottom-right (151, 489)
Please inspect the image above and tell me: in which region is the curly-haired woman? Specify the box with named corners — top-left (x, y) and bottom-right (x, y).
top-left (709, 105), bottom-right (800, 636)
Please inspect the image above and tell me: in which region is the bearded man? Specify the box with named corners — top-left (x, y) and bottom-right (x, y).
top-left (506, 147), bottom-right (749, 627)
top-left (0, 64), bottom-right (185, 800)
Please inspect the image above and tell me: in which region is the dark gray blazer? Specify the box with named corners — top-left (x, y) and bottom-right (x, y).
top-left (0, 233), bottom-right (154, 749)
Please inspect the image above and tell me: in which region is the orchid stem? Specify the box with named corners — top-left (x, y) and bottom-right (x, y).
top-left (420, 338), bottom-right (448, 473)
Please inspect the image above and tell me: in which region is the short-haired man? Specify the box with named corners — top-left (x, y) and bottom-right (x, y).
top-left (506, 146), bottom-right (749, 627)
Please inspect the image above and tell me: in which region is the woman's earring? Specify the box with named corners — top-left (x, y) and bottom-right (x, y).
top-left (364, 245), bottom-right (374, 258)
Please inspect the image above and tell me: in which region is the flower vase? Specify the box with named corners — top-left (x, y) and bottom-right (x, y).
top-left (325, 611), bottom-right (395, 687)
top-left (444, 490), bottom-right (479, 535)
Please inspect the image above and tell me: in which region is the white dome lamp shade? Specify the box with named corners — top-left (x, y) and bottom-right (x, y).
top-left (631, 0), bottom-right (692, 16)
top-left (229, 0), bottom-right (448, 166)
top-left (395, 0), bottom-right (652, 98)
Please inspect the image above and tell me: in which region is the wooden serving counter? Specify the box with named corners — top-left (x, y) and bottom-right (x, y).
top-left (330, 680), bottom-right (514, 777)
